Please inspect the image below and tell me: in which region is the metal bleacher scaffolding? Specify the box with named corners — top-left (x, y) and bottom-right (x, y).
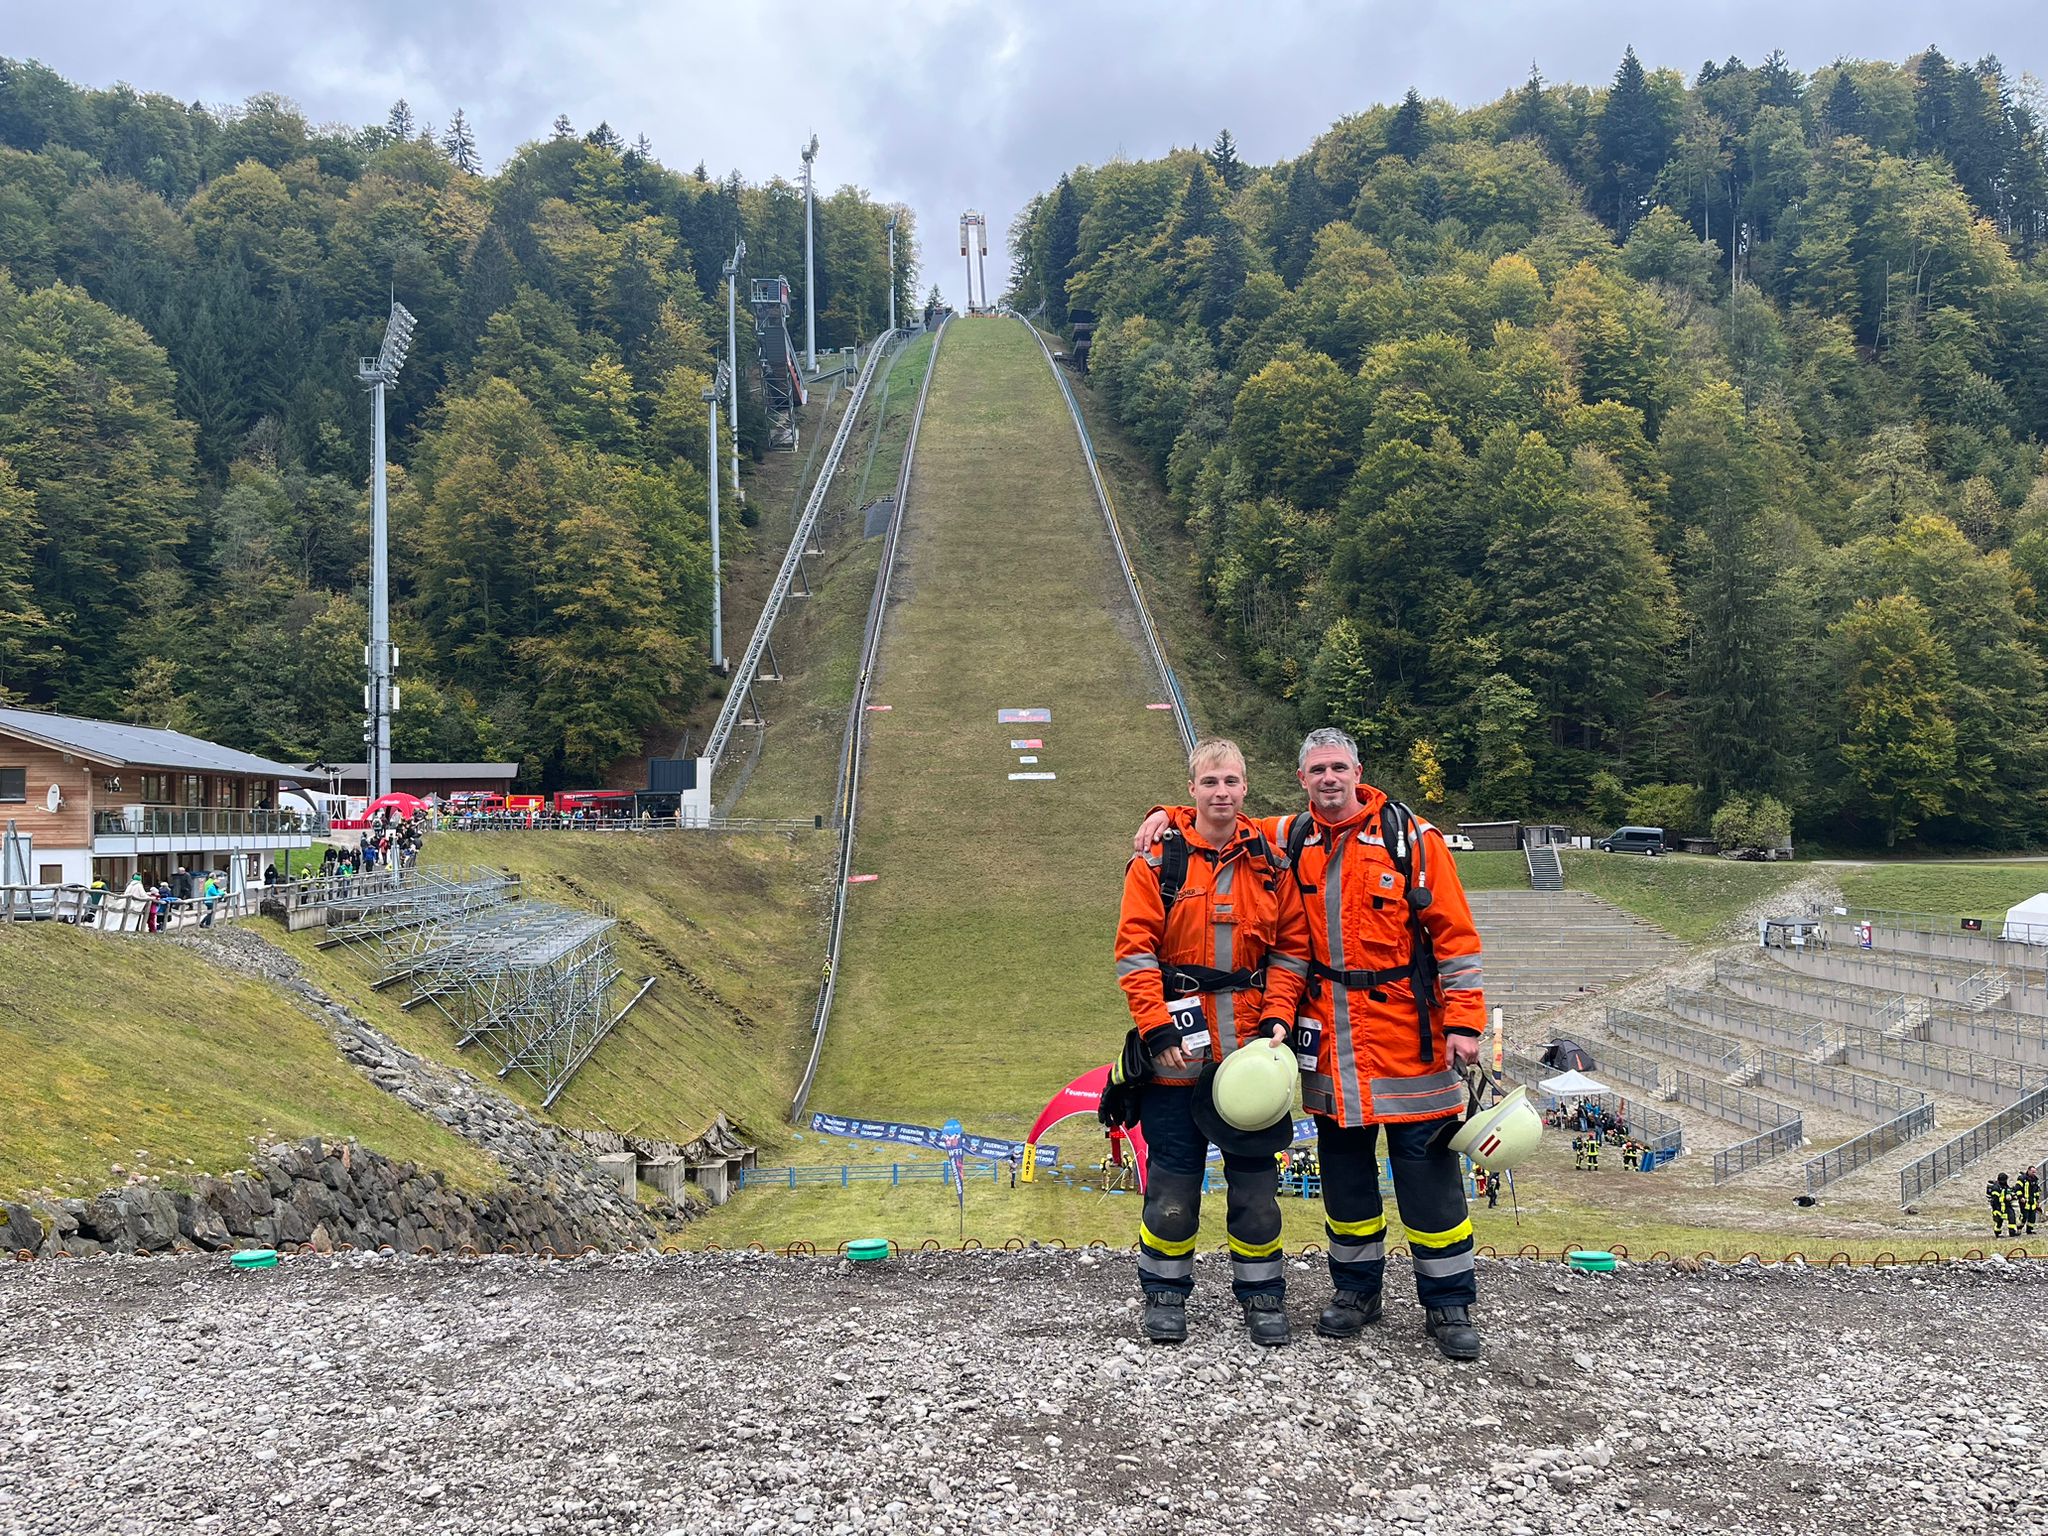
top-left (321, 867), bottom-right (644, 1108)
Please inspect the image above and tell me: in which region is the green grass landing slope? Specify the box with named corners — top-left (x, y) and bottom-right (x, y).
top-left (812, 319), bottom-right (1184, 1133)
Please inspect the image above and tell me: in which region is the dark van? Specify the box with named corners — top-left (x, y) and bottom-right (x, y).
top-left (1597, 825), bottom-right (1665, 856)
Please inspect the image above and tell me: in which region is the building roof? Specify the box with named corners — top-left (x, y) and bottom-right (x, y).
top-left (0, 707), bottom-right (306, 777)
top-left (307, 761), bottom-right (521, 782)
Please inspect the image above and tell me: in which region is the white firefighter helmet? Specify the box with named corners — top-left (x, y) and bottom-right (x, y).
top-left (1447, 1083), bottom-right (1543, 1171)
top-left (1209, 1036), bottom-right (1296, 1132)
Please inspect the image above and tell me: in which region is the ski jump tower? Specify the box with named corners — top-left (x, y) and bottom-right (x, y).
top-left (750, 274), bottom-right (808, 450)
top-left (960, 211), bottom-right (989, 313)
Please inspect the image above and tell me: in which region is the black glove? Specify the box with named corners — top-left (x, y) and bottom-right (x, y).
top-left (1099, 1028), bottom-right (1150, 1129)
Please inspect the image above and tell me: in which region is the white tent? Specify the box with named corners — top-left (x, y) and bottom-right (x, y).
top-left (2000, 892), bottom-right (2048, 944)
top-left (1539, 1068), bottom-right (1614, 1096)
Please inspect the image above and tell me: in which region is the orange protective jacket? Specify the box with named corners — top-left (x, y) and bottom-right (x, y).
top-left (1115, 808), bottom-right (1312, 1086)
top-left (1255, 785), bottom-right (1486, 1127)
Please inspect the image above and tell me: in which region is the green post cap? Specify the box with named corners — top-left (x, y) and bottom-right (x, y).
top-left (229, 1248), bottom-right (281, 1270)
top-left (1566, 1249), bottom-right (1617, 1272)
top-left (846, 1238), bottom-right (890, 1262)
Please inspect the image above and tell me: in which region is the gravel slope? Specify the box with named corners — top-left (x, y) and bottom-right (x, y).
top-left (3, 1252), bottom-right (2043, 1536)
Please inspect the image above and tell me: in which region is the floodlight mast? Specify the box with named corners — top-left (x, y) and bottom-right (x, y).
top-left (704, 362), bottom-right (731, 671)
top-left (723, 239), bottom-right (745, 503)
top-left (357, 299), bottom-right (416, 804)
top-left (886, 215), bottom-right (898, 334)
top-left (800, 135), bottom-right (819, 372)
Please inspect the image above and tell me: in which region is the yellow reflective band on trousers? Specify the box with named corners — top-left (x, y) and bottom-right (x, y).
top-left (1326, 1212), bottom-right (1388, 1239)
top-left (1228, 1232), bottom-right (1285, 1260)
top-left (1405, 1216), bottom-right (1475, 1249)
top-left (1140, 1222), bottom-right (1200, 1257)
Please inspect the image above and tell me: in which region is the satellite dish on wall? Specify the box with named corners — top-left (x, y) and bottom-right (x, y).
top-left (44, 783), bottom-right (64, 813)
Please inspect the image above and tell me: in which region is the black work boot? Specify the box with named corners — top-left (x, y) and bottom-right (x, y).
top-left (1241, 1293), bottom-right (1292, 1347)
top-left (1315, 1288), bottom-right (1384, 1339)
top-left (1425, 1305), bottom-right (1482, 1362)
top-left (1141, 1291), bottom-right (1188, 1344)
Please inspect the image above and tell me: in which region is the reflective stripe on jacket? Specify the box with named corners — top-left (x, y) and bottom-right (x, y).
top-left (1259, 785), bottom-right (1486, 1127)
top-left (1116, 808), bottom-right (1311, 1086)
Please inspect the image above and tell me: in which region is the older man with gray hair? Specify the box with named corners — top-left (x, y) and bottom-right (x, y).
top-left (1136, 726), bottom-right (1489, 1359)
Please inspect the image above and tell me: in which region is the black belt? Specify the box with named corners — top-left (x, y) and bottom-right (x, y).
top-left (1163, 963), bottom-right (1265, 996)
top-left (1308, 960), bottom-right (1436, 1062)
top-left (1308, 961), bottom-right (1412, 993)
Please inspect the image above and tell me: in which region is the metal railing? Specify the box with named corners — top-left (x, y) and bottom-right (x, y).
top-left (1590, 1042), bottom-right (1668, 1098)
top-left (703, 330), bottom-right (898, 782)
top-left (1663, 985), bottom-right (1831, 1053)
top-left (790, 320), bottom-right (948, 1122)
top-left (438, 812), bottom-right (822, 835)
top-left (91, 806), bottom-right (327, 838)
top-left (1750, 1050), bottom-right (1928, 1121)
top-left (1669, 1068), bottom-right (1801, 1136)
top-left (1023, 318), bottom-right (1197, 758)
top-left (1, 881), bottom-right (262, 931)
top-left (1605, 1008), bottom-right (1747, 1075)
top-left (1898, 1084), bottom-right (2048, 1205)
top-left (1715, 1119), bottom-right (1806, 1183)
top-left (1805, 1102), bottom-right (1936, 1191)
top-left (1715, 960), bottom-right (2048, 1062)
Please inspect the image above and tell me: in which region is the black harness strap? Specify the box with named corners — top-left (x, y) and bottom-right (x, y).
top-left (1287, 800), bottom-right (1441, 1062)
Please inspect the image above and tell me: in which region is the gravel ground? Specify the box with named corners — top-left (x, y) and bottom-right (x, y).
top-left (4, 1251), bottom-right (2044, 1536)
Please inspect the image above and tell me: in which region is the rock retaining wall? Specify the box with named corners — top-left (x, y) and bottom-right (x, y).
top-left (3, 1134), bottom-right (648, 1258)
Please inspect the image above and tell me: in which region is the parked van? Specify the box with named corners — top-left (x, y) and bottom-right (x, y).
top-left (1597, 825), bottom-right (1665, 856)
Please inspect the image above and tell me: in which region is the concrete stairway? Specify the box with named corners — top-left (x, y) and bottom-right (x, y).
top-left (1525, 845), bottom-right (1564, 892)
top-left (1469, 890), bottom-right (1689, 1029)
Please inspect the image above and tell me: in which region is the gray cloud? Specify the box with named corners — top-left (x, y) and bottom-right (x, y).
top-left (10, 1), bottom-right (2044, 304)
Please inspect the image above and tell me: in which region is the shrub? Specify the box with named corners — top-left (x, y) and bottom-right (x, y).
top-left (1623, 782), bottom-right (1702, 838)
top-left (1711, 794), bottom-right (1792, 854)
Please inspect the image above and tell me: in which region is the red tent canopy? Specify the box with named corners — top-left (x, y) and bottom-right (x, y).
top-left (364, 792), bottom-right (426, 817)
top-left (1027, 1066), bottom-right (1148, 1191)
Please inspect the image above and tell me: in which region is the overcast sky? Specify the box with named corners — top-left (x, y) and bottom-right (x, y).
top-left (12, 2), bottom-right (2045, 305)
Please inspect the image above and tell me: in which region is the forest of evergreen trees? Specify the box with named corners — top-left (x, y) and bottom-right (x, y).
top-left (0, 61), bottom-right (913, 785)
top-left (1013, 48), bottom-right (2048, 849)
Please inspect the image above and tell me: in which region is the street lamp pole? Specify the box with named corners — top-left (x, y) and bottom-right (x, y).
top-left (723, 239), bottom-right (745, 503)
top-left (801, 134), bottom-right (819, 372)
top-left (356, 300), bottom-right (415, 804)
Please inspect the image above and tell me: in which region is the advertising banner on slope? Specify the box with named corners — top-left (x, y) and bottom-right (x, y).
top-left (806, 1112), bottom-right (1055, 1167)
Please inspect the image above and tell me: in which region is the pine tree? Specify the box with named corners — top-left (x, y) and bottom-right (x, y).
top-left (1044, 175), bottom-right (1082, 328)
top-left (1207, 129), bottom-right (1246, 192)
top-left (1819, 67), bottom-right (1864, 141)
top-left (551, 114), bottom-right (575, 141)
top-left (1596, 46), bottom-right (1676, 236)
top-left (386, 99), bottom-right (415, 139)
top-left (441, 108), bottom-right (481, 174)
top-left (584, 121), bottom-right (623, 153)
top-left (632, 133), bottom-right (654, 160)
top-left (1386, 89), bottom-right (1429, 161)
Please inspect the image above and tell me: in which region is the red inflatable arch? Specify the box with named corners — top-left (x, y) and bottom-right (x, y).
top-left (1026, 1065), bottom-right (1149, 1192)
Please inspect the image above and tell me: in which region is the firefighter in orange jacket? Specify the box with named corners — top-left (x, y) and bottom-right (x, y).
top-left (1113, 739), bottom-right (1311, 1346)
top-left (1137, 726), bottom-right (1488, 1360)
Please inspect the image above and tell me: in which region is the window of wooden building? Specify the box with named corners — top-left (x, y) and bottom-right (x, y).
top-left (0, 767), bottom-right (23, 802)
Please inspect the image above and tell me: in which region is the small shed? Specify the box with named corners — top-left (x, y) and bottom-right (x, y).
top-left (1458, 820), bottom-right (1521, 852)
top-left (2000, 892), bottom-right (2048, 944)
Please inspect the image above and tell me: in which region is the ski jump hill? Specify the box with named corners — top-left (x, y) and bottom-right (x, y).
top-left (808, 317), bottom-right (1187, 1137)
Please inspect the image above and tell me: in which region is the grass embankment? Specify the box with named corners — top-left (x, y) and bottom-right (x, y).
top-left (1836, 862), bottom-right (2048, 919)
top-left (0, 924), bottom-right (498, 1200)
top-left (275, 829), bottom-right (831, 1145)
top-left (1561, 851), bottom-right (1805, 940)
top-left (729, 331), bottom-right (938, 823)
top-left (812, 317), bottom-right (1186, 1133)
